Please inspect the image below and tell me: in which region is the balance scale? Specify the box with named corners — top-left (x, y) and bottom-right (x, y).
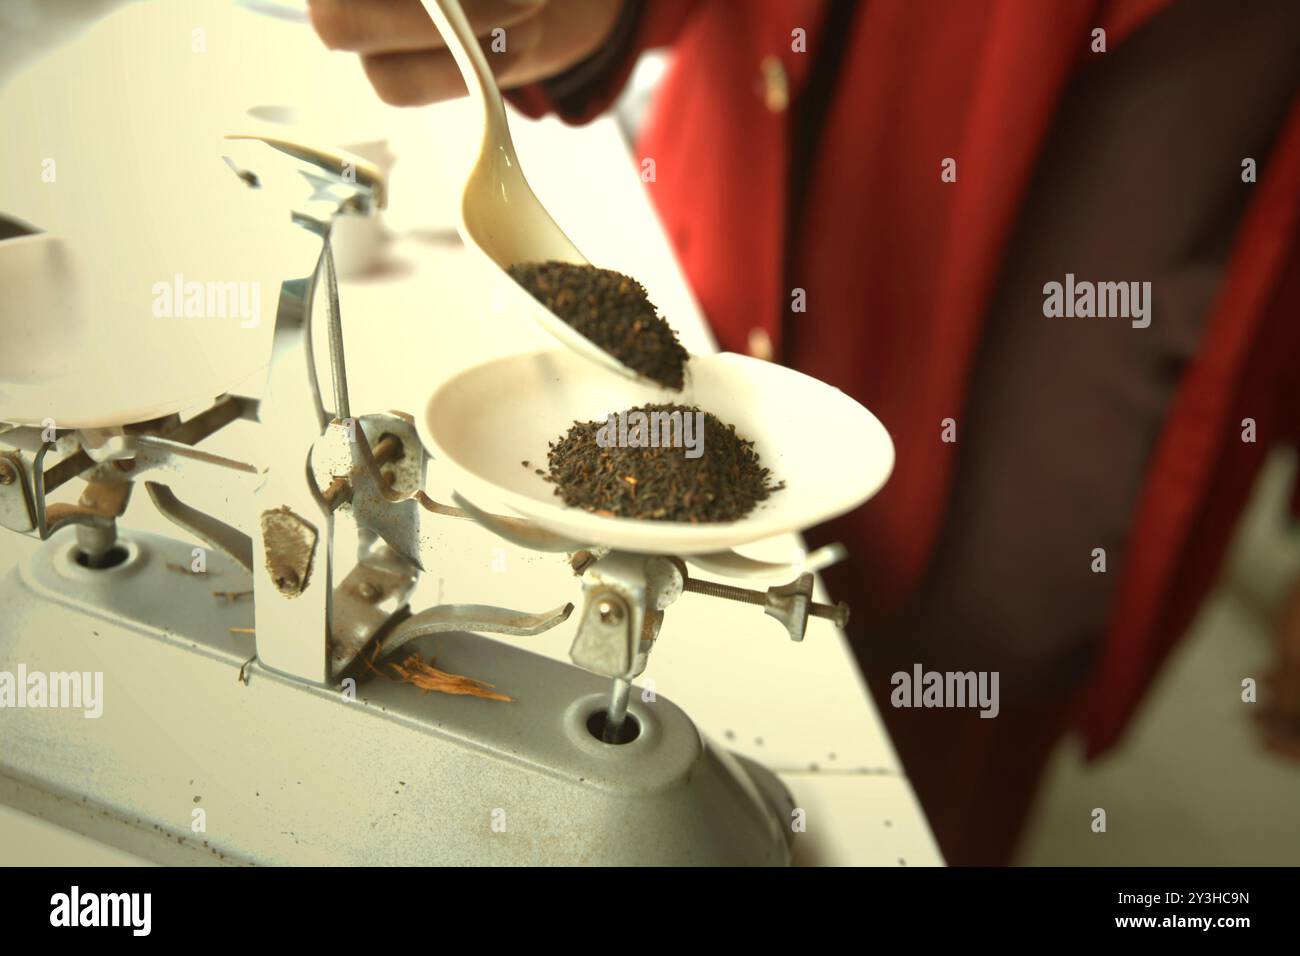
top-left (0, 133), bottom-right (895, 866)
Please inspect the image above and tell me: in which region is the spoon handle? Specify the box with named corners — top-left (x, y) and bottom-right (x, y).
top-left (418, 0), bottom-right (513, 151)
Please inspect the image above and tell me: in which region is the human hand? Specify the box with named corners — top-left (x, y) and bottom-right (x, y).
top-left (307, 0), bottom-right (625, 105)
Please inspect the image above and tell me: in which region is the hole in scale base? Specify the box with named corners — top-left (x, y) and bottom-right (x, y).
top-left (75, 546), bottom-right (130, 570)
top-left (586, 709), bottom-right (641, 745)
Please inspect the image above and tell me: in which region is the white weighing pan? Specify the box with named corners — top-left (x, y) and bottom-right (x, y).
top-left (419, 349), bottom-right (894, 554)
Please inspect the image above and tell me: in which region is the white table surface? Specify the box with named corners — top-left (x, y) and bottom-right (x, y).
top-left (0, 0), bottom-right (940, 866)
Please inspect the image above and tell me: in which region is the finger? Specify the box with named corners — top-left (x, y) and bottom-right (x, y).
top-left (310, 0), bottom-right (546, 55)
top-left (360, 13), bottom-right (543, 105)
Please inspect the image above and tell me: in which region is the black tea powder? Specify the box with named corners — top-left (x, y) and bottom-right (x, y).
top-left (539, 403), bottom-right (784, 522)
top-left (508, 260), bottom-right (688, 390)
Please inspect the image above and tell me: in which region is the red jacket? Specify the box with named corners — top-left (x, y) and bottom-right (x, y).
top-left (514, 0), bottom-right (1300, 757)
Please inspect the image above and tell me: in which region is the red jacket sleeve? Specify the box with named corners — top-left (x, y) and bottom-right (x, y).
top-left (506, 0), bottom-right (697, 125)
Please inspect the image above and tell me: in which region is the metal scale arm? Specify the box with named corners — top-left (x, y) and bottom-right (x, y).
top-left (228, 136), bottom-right (578, 685)
top-left (0, 135), bottom-right (576, 688)
top-left (443, 483), bottom-right (853, 741)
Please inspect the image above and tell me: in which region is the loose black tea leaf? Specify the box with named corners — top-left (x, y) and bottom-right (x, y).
top-left (508, 260), bottom-right (688, 390)
top-left (539, 403), bottom-right (784, 522)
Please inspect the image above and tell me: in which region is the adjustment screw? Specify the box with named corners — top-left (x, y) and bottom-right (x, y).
top-left (597, 599), bottom-right (624, 625)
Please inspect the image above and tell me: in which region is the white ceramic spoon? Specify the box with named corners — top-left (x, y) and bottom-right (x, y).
top-left (418, 0), bottom-right (662, 387)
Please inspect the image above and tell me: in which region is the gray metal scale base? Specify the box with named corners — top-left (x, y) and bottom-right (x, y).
top-left (0, 530), bottom-right (795, 865)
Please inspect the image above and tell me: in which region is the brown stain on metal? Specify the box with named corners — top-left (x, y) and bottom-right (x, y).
top-left (260, 506), bottom-right (317, 596)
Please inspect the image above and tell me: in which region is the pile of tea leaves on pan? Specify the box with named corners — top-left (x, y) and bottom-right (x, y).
top-left (508, 260), bottom-right (688, 390)
top-left (537, 403), bottom-right (784, 522)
